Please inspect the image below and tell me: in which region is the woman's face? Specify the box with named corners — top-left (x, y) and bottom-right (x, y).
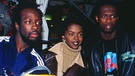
top-left (62, 23), bottom-right (83, 49)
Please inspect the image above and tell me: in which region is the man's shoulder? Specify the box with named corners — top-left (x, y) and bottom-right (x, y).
top-left (0, 36), bottom-right (11, 47)
top-left (123, 32), bottom-right (135, 42)
top-left (0, 36), bottom-right (11, 52)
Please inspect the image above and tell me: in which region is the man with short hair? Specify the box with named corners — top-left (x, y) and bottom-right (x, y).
top-left (0, 1), bottom-right (47, 76)
top-left (83, 1), bottom-right (135, 76)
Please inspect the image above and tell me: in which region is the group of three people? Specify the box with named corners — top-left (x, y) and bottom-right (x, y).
top-left (0, 0), bottom-right (135, 76)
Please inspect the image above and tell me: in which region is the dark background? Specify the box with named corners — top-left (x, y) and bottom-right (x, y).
top-left (46, 0), bottom-right (135, 40)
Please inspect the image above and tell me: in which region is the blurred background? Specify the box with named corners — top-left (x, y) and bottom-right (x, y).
top-left (2, 0), bottom-right (135, 49)
top-left (46, 0), bottom-right (135, 40)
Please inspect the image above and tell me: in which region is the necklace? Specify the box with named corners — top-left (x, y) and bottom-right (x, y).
top-left (102, 39), bottom-right (119, 76)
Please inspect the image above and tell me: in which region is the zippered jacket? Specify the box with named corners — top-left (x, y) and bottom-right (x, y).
top-left (82, 30), bottom-right (135, 76)
top-left (0, 36), bottom-right (45, 76)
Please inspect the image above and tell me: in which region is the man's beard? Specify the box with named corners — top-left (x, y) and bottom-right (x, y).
top-left (20, 31), bottom-right (41, 47)
top-left (100, 26), bottom-right (117, 34)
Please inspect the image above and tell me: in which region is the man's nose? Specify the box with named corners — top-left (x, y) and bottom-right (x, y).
top-left (32, 22), bottom-right (38, 29)
top-left (107, 17), bottom-right (111, 23)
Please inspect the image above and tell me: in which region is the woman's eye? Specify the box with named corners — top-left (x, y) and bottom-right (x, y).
top-left (68, 33), bottom-right (73, 36)
top-left (79, 33), bottom-right (83, 37)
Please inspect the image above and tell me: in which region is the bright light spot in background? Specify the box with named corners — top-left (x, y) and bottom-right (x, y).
top-left (51, 25), bottom-right (53, 27)
top-left (45, 14), bottom-right (52, 20)
top-left (62, 16), bottom-right (67, 21)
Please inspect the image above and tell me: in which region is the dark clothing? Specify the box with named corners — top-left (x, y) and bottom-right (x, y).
top-left (82, 30), bottom-right (135, 76)
top-left (0, 36), bottom-right (45, 76)
top-left (41, 51), bottom-right (89, 76)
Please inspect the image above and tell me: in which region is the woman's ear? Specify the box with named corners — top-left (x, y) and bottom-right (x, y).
top-left (62, 36), bottom-right (66, 42)
top-left (62, 36), bottom-right (65, 39)
top-left (15, 22), bottom-right (19, 30)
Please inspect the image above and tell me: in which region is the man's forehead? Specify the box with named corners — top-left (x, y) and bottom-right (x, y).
top-left (100, 5), bottom-right (117, 12)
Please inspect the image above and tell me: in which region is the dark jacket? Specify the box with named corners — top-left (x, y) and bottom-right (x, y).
top-left (82, 30), bottom-right (135, 76)
top-left (41, 49), bottom-right (89, 76)
top-left (0, 36), bottom-right (45, 76)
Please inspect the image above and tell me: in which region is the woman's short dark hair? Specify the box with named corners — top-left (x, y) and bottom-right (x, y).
top-left (59, 15), bottom-right (84, 36)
